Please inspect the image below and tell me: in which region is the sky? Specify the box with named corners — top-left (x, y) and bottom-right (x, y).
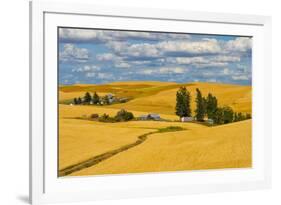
top-left (58, 27), bottom-right (252, 85)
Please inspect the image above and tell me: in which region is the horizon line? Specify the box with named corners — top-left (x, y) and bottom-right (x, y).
top-left (58, 80), bottom-right (252, 87)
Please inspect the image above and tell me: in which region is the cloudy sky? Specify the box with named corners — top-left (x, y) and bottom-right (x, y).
top-left (58, 27), bottom-right (252, 85)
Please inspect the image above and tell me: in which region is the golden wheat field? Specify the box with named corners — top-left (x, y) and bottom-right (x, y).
top-left (58, 81), bottom-right (252, 177)
top-left (72, 120), bottom-right (251, 176)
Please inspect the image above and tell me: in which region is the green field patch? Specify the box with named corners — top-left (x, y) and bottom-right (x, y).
top-left (157, 126), bottom-right (186, 133)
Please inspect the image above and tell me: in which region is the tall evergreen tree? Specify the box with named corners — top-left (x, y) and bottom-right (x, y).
top-left (83, 92), bottom-right (92, 104)
top-left (206, 93), bottom-right (218, 119)
top-left (203, 96), bottom-right (207, 117)
top-left (92, 92), bottom-right (100, 104)
top-left (195, 88), bottom-right (205, 121)
top-left (77, 97), bottom-right (82, 104)
top-left (73, 98), bottom-right (78, 105)
top-left (175, 87), bottom-right (191, 118)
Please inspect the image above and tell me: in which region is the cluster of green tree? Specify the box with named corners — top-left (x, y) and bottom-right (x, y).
top-left (98, 109), bottom-right (134, 123)
top-left (175, 87), bottom-right (191, 118)
top-left (194, 88), bottom-right (219, 122)
top-left (73, 97), bottom-right (83, 104)
top-left (73, 92), bottom-right (107, 105)
top-left (175, 87), bottom-right (251, 125)
top-left (234, 112), bottom-right (252, 122)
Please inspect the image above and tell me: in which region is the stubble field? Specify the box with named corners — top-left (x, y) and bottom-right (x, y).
top-left (59, 81), bottom-right (252, 177)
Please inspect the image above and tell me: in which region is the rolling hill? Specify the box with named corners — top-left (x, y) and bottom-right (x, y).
top-left (59, 81), bottom-right (252, 115)
top-left (70, 119), bottom-right (252, 176)
top-left (58, 81), bottom-right (252, 177)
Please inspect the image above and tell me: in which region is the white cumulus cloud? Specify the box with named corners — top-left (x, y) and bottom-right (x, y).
top-left (157, 39), bottom-right (221, 55)
top-left (159, 67), bottom-right (185, 74)
top-left (59, 28), bottom-right (191, 43)
top-left (114, 62), bottom-right (131, 68)
top-left (72, 65), bottom-right (100, 72)
top-left (96, 53), bottom-right (115, 61)
top-left (139, 67), bottom-right (186, 75)
top-left (59, 44), bottom-right (89, 62)
top-left (232, 75), bottom-right (249, 80)
top-left (225, 37), bottom-right (252, 52)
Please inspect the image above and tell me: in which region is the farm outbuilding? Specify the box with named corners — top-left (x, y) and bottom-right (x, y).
top-left (139, 113), bottom-right (161, 120)
top-left (106, 93), bottom-right (115, 98)
top-left (108, 98), bottom-right (114, 104)
top-left (139, 115), bottom-right (148, 120)
top-left (106, 93), bottom-right (115, 104)
top-left (207, 119), bottom-right (214, 125)
top-left (149, 113), bottom-right (160, 120)
top-left (181, 117), bottom-right (193, 122)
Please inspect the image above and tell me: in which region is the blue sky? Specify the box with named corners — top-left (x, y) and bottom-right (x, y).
top-left (59, 28), bottom-right (252, 85)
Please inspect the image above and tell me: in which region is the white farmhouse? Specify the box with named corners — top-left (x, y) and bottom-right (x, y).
top-left (181, 117), bottom-right (193, 122)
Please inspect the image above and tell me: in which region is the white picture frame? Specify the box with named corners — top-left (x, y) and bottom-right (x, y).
top-left (30, 0), bottom-right (272, 204)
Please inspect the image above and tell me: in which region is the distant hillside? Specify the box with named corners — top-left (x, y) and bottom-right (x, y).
top-left (59, 81), bottom-right (252, 114)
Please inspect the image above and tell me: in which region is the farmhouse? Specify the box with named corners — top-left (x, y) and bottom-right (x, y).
top-left (148, 113), bottom-right (161, 120)
top-left (106, 93), bottom-right (115, 104)
top-left (108, 98), bottom-right (114, 104)
top-left (139, 113), bottom-right (161, 121)
top-left (106, 93), bottom-right (115, 99)
top-left (181, 117), bottom-right (193, 122)
top-left (207, 119), bottom-right (214, 125)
